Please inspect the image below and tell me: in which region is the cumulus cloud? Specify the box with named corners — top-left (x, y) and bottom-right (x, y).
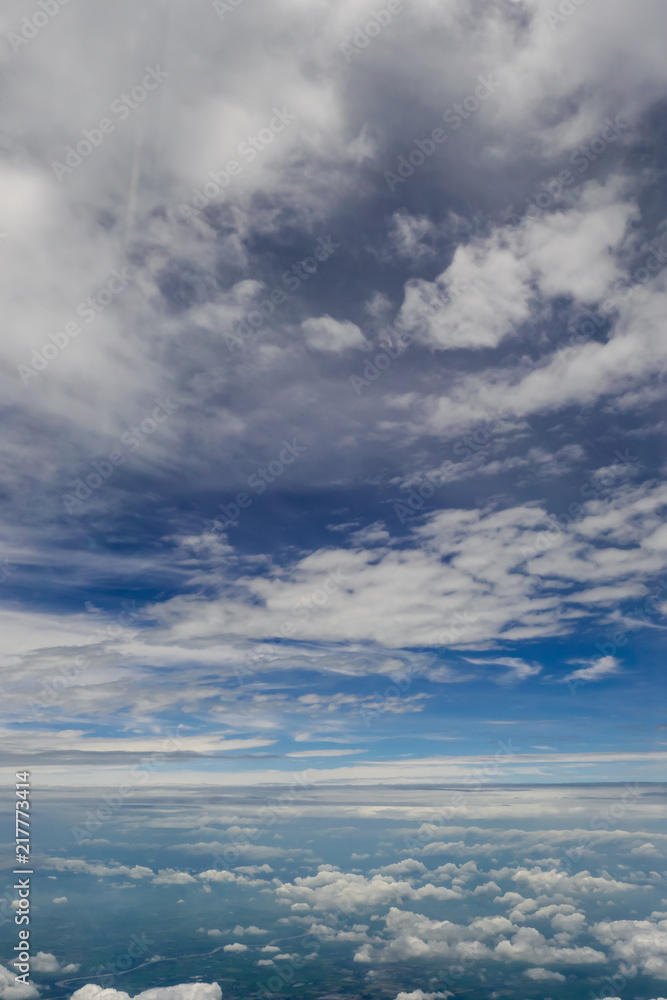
top-left (524, 968), bottom-right (566, 982)
top-left (369, 859), bottom-right (427, 876)
top-left (394, 992), bottom-right (453, 1000)
top-left (397, 179), bottom-right (636, 352)
top-left (70, 985), bottom-right (222, 1000)
top-left (593, 918), bottom-right (667, 979)
top-left (353, 907), bottom-right (605, 966)
top-left (0, 965), bottom-right (39, 1000)
top-left (275, 870), bottom-right (463, 914)
top-left (301, 316), bottom-right (368, 353)
top-left (511, 866), bottom-right (642, 897)
top-left (29, 955), bottom-right (59, 974)
top-left (152, 869), bottom-right (198, 885)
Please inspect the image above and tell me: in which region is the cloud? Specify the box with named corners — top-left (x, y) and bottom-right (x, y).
top-left (593, 918), bottom-right (667, 979)
top-left (138, 481), bottom-right (667, 655)
top-left (397, 178), bottom-right (636, 352)
top-left (276, 869), bottom-right (462, 914)
top-left (223, 943), bottom-right (248, 953)
top-left (301, 316), bottom-right (368, 352)
top-left (394, 992), bottom-right (453, 1000)
top-left (70, 985), bottom-right (222, 1000)
top-left (630, 843), bottom-right (663, 858)
top-left (511, 866), bottom-right (642, 897)
top-left (151, 869), bottom-right (198, 885)
top-left (29, 955), bottom-right (59, 974)
top-left (369, 859), bottom-right (427, 876)
top-left (354, 906), bottom-right (605, 966)
top-left (561, 656), bottom-right (622, 684)
top-left (0, 966), bottom-right (39, 1000)
top-left (463, 656), bottom-right (542, 683)
top-left (524, 968), bottom-right (566, 982)
top-left (43, 859), bottom-right (154, 879)
top-left (198, 870), bottom-right (238, 883)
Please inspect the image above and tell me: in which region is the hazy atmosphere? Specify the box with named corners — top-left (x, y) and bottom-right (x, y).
top-left (0, 1), bottom-right (666, 1000)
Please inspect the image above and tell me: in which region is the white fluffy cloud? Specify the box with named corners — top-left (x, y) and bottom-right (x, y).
top-left (28, 955), bottom-right (58, 974)
top-left (394, 992), bottom-right (453, 1000)
top-left (524, 967), bottom-right (566, 982)
top-left (0, 966), bottom-right (39, 1000)
top-left (152, 869), bottom-right (197, 885)
top-left (397, 179), bottom-right (635, 351)
top-left (137, 480), bottom-right (667, 656)
top-left (27, 954), bottom-right (79, 977)
top-left (593, 918), bottom-right (667, 979)
top-left (561, 656), bottom-right (621, 685)
top-left (369, 859), bottom-right (427, 876)
top-left (276, 869), bottom-right (462, 914)
top-left (302, 316), bottom-right (368, 352)
top-left (511, 866), bottom-right (642, 897)
top-left (70, 985), bottom-right (222, 1000)
top-left (353, 907), bottom-right (605, 966)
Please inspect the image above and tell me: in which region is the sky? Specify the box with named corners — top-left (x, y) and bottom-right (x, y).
top-left (0, 0), bottom-right (667, 996)
top-left (0, 0), bottom-right (665, 788)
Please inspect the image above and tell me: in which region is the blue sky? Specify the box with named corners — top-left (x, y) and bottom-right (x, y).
top-left (0, 0), bottom-right (666, 797)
